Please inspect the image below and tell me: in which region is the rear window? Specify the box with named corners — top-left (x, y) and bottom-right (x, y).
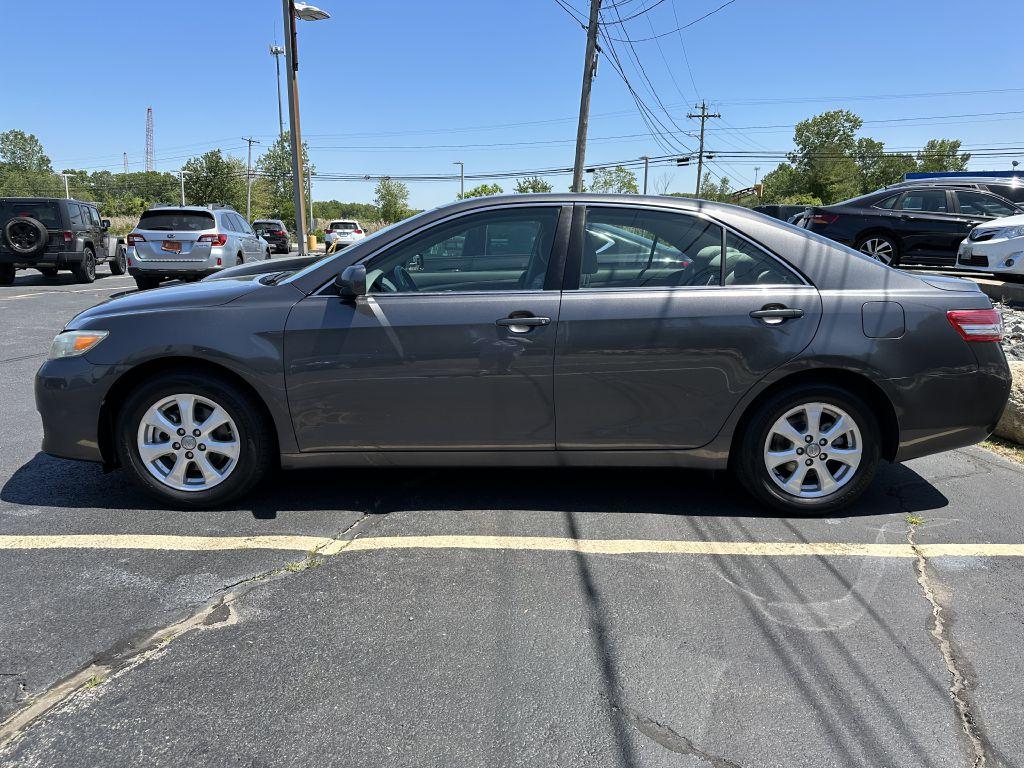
top-left (137, 209), bottom-right (215, 231)
top-left (253, 221), bottom-right (279, 229)
top-left (1, 201), bottom-right (61, 228)
top-left (329, 221), bottom-right (358, 230)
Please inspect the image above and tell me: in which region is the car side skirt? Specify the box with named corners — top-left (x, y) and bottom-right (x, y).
top-left (280, 449), bottom-right (727, 470)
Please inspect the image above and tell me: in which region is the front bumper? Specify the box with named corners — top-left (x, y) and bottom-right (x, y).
top-left (957, 237), bottom-right (1024, 274)
top-left (0, 249), bottom-right (87, 268)
top-left (35, 356), bottom-right (118, 463)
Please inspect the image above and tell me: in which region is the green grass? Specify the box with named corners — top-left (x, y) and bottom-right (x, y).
top-left (981, 437), bottom-right (1024, 465)
top-left (905, 514), bottom-right (925, 526)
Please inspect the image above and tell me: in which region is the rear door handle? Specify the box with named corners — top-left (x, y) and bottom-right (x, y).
top-left (496, 315), bottom-right (551, 332)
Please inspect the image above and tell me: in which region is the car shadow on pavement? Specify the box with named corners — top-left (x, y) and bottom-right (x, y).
top-left (1, 271), bottom-right (127, 288)
top-left (1, 451), bottom-right (948, 520)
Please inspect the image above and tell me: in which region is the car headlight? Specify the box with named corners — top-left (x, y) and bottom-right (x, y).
top-left (994, 225), bottom-right (1024, 240)
top-left (48, 330), bottom-right (109, 359)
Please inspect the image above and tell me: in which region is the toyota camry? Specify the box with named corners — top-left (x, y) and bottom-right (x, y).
top-left (35, 194), bottom-right (1011, 514)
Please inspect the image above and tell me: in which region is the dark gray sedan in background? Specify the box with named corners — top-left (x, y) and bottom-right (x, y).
top-left (35, 194), bottom-right (1011, 514)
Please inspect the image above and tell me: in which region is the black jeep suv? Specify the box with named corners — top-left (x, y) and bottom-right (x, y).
top-left (0, 197), bottom-right (127, 285)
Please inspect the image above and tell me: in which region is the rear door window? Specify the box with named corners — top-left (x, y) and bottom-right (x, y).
top-left (138, 210), bottom-right (215, 231)
top-left (955, 191), bottom-right (1018, 218)
top-left (724, 232), bottom-right (801, 286)
top-left (577, 207), bottom-right (722, 289)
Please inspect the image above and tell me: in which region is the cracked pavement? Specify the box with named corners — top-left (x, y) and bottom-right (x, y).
top-left (2, 275), bottom-right (1024, 767)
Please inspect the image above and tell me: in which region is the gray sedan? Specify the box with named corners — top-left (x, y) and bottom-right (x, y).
top-left (35, 194), bottom-right (1011, 514)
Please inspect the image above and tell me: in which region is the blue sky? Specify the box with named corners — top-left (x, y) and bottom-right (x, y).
top-left (3, 0), bottom-right (1024, 210)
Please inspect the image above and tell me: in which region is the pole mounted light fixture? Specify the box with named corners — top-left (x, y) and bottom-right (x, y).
top-left (281, 0), bottom-right (330, 256)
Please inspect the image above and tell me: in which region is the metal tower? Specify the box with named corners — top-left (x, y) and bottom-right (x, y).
top-left (145, 107), bottom-right (154, 172)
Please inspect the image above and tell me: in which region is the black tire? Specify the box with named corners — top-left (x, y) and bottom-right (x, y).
top-left (72, 246), bottom-right (97, 284)
top-left (110, 246), bottom-right (127, 275)
top-left (134, 274), bottom-right (162, 291)
top-left (733, 384), bottom-right (881, 515)
top-left (0, 264), bottom-right (15, 286)
top-left (236, 254), bottom-right (244, 266)
top-left (265, 249), bottom-right (271, 260)
top-left (116, 371), bottom-right (275, 508)
top-left (38, 267), bottom-right (59, 278)
top-left (2, 217), bottom-right (48, 258)
top-left (855, 233), bottom-right (900, 267)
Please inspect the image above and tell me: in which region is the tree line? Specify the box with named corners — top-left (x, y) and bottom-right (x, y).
top-left (0, 110), bottom-right (974, 228)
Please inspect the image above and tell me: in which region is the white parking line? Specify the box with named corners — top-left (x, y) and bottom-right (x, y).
top-left (1, 534), bottom-right (1023, 559)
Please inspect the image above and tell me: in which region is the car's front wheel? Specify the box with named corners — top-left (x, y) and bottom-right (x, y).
top-left (117, 371), bottom-right (274, 507)
top-left (734, 384), bottom-right (880, 515)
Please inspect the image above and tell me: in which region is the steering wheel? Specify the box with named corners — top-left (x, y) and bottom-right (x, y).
top-left (366, 265), bottom-right (416, 293)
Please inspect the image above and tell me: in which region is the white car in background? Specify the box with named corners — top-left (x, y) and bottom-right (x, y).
top-left (958, 213), bottom-right (1024, 282)
top-left (323, 219), bottom-right (365, 250)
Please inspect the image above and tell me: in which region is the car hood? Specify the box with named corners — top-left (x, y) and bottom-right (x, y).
top-left (67, 277), bottom-right (262, 329)
top-left (975, 213), bottom-right (1024, 230)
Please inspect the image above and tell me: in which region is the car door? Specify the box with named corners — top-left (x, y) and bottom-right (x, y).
top-left (554, 204), bottom-right (822, 450)
top-left (85, 205), bottom-right (105, 256)
top-left (891, 189), bottom-right (963, 262)
top-left (284, 204), bottom-right (571, 451)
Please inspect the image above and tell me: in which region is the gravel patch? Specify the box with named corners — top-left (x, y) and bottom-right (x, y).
top-left (1000, 303), bottom-right (1024, 363)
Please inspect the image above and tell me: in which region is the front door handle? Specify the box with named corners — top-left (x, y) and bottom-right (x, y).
top-left (750, 306), bottom-right (804, 325)
top-left (496, 315), bottom-right (551, 332)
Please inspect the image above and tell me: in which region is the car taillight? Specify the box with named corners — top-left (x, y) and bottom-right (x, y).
top-left (353, 229), bottom-right (362, 234)
top-left (63, 231), bottom-right (74, 244)
top-left (808, 214), bottom-right (839, 225)
top-left (198, 234), bottom-right (228, 246)
top-left (273, 230), bottom-right (285, 236)
top-left (127, 233), bottom-right (145, 245)
top-left (947, 309), bottom-right (1003, 342)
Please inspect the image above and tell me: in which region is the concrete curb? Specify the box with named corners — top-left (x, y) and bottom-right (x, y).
top-left (995, 361), bottom-right (1024, 445)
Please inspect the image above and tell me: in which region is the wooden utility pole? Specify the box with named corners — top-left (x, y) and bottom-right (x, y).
top-left (571, 0), bottom-right (602, 193)
top-left (687, 101), bottom-right (720, 197)
top-left (243, 137), bottom-right (261, 221)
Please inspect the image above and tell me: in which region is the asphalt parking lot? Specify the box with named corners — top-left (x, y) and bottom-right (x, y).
top-left (1, 264), bottom-right (1023, 768)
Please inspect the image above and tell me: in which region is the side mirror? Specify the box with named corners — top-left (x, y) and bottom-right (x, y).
top-left (101, 219), bottom-right (111, 229)
top-left (335, 264), bottom-right (366, 300)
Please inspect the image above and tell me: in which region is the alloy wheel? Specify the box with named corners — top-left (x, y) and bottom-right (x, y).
top-left (763, 402), bottom-right (863, 499)
top-left (858, 238), bottom-right (894, 264)
top-left (136, 393), bottom-right (240, 492)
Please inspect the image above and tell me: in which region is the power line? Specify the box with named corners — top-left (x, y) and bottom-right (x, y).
top-left (601, 0), bottom-right (737, 41)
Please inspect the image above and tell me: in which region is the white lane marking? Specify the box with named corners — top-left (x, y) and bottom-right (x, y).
top-left (1, 534), bottom-right (1023, 559)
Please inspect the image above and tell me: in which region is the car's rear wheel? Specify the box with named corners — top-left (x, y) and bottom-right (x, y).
top-left (0, 264), bottom-right (14, 286)
top-left (110, 246), bottom-right (127, 275)
top-left (117, 372), bottom-right (274, 507)
top-left (72, 247), bottom-right (97, 284)
top-left (734, 384), bottom-right (880, 515)
top-left (856, 234), bottom-right (899, 266)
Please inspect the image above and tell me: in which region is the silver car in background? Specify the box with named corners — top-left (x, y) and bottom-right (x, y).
top-left (127, 204), bottom-right (271, 290)
top-left (323, 219), bottom-right (366, 250)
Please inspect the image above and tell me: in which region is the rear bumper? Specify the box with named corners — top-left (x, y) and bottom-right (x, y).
top-left (0, 249), bottom-right (87, 267)
top-left (884, 348), bottom-right (1012, 462)
top-left (128, 266), bottom-right (219, 280)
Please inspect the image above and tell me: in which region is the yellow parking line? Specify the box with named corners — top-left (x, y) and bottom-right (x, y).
top-left (1, 533), bottom-right (1023, 558)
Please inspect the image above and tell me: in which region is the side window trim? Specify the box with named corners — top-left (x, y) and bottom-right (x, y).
top-left (565, 202), bottom-right (808, 292)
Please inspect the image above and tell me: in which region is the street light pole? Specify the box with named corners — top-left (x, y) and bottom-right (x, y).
top-left (453, 161), bottom-right (464, 199)
top-left (281, 1), bottom-right (330, 257)
top-left (269, 45), bottom-right (286, 138)
top-left (60, 173), bottom-right (71, 199)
